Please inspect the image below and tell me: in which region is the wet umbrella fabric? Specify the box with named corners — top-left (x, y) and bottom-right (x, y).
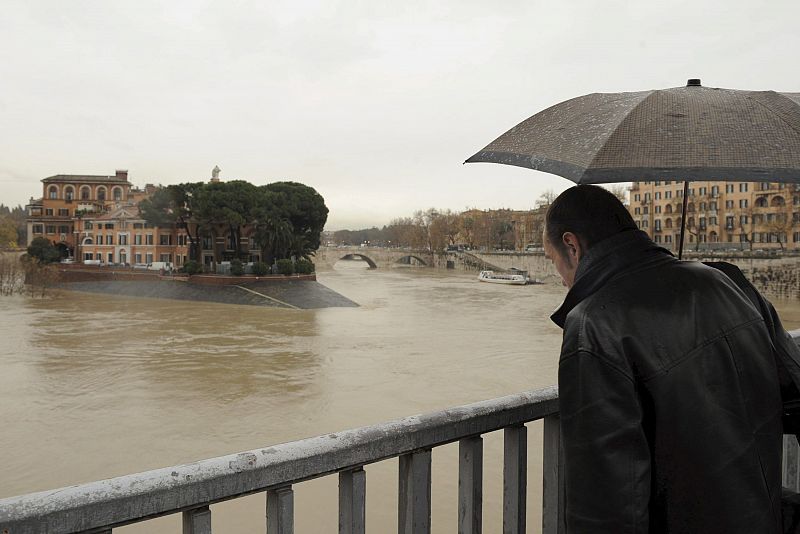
top-left (465, 80), bottom-right (800, 256)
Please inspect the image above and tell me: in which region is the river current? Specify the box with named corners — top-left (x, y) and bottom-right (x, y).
top-left (2, 261), bottom-right (799, 533)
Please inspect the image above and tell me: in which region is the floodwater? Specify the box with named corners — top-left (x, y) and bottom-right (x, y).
top-left (1, 261), bottom-right (799, 533)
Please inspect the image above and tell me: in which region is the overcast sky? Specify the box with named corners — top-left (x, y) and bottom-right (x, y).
top-left (2, 1), bottom-right (799, 229)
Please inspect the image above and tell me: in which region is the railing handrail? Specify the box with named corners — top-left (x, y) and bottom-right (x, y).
top-left (0, 386), bottom-right (558, 533)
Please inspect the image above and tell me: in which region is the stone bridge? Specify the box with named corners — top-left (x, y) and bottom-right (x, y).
top-left (315, 246), bottom-right (435, 270)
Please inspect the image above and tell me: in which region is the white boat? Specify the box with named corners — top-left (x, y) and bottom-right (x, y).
top-left (478, 270), bottom-right (528, 285)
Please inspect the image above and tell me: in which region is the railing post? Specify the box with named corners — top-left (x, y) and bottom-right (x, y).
top-left (183, 506), bottom-right (211, 534)
top-left (542, 413), bottom-right (565, 534)
top-left (339, 467), bottom-right (366, 534)
top-left (458, 436), bottom-right (483, 534)
top-left (398, 449), bottom-right (432, 534)
top-left (267, 486), bottom-right (294, 534)
top-left (503, 424), bottom-right (526, 534)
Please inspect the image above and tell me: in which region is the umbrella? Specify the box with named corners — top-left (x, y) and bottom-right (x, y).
top-left (465, 79), bottom-right (800, 258)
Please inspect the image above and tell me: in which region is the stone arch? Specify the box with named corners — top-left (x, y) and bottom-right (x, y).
top-left (48, 184), bottom-right (59, 199)
top-left (96, 186), bottom-right (107, 201)
top-left (112, 186), bottom-right (123, 201)
top-left (771, 195), bottom-right (786, 207)
top-left (64, 185), bottom-right (75, 201)
top-left (395, 255), bottom-right (428, 266)
top-left (665, 204), bottom-right (673, 214)
top-left (80, 185), bottom-right (91, 200)
top-left (339, 254), bottom-right (378, 269)
top-left (665, 218), bottom-right (673, 229)
top-left (82, 237), bottom-right (94, 245)
top-left (755, 196), bottom-right (768, 208)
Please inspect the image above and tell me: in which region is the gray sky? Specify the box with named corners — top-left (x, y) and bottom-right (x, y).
top-left (2, 0), bottom-right (799, 229)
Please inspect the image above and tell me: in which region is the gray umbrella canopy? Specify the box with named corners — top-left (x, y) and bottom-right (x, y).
top-left (466, 81), bottom-right (800, 185)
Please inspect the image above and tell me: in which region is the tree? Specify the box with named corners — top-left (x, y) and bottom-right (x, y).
top-left (535, 189), bottom-right (558, 208)
top-left (263, 182), bottom-right (328, 257)
top-left (27, 237), bottom-right (61, 263)
top-left (139, 183), bottom-right (204, 261)
top-left (606, 184), bottom-right (629, 205)
top-left (195, 180), bottom-right (259, 260)
top-left (0, 217), bottom-right (17, 247)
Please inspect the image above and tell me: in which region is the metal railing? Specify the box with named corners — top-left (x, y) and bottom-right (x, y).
top-left (2, 332), bottom-right (800, 534)
top-left (0, 387), bottom-right (562, 534)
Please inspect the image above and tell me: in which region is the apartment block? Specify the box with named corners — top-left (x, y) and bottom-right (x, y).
top-left (629, 180), bottom-right (800, 251)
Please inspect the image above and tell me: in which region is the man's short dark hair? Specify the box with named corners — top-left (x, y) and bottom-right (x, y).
top-left (545, 185), bottom-right (637, 252)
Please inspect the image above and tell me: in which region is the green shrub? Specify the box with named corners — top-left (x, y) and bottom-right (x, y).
top-left (252, 261), bottom-right (269, 276)
top-left (276, 258), bottom-right (294, 275)
top-left (295, 258), bottom-right (315, 274)
top-left (230, 259), bottom-right (244, 276)
top-left (182, 260), bottom-right (202, 275)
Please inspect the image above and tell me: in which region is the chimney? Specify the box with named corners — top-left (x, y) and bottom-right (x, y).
top-left (115, 169), bottom-right (129, 181)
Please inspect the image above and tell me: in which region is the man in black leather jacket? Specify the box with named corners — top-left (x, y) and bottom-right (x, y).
top-left (544, 185), bottom-right (784, 533)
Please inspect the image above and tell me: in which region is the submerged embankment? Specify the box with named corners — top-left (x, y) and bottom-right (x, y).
top-left (54, 267), bottom-right (358, 309)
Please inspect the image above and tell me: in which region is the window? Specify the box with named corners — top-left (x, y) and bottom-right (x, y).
top-left (85, 221), bottom-right (93, 230)
top-left (134, 234), bottom-right (142, 245)
top-left (146, 234), bottom-right (154, 245)
top-left (760, 182), bottom-right (770, 190)
top-left (726, 216), bottom-right (734, 229)
top-left (644, 193), bottom-right (651, 202)
top-left (739, 183), bottom-right (749, 192)
top-left (655, 192), bottom-right (661, 200)
top-left (755, 197), bottom-right (768, 208)
top-left (80, 186), bottom-right (91, 200)
top-left (655, 205), bottom-right (661, 214)
top-left (45, 208), bottom-right (54, 216)
top-left (202, 236), bottom-right (212, 249)
top-left (146, 253), bottom-right (153, 264)
top-left (711, 185), bottom-right (719, 195)
top-left (726, 200), bottom-right (734, 209)
top-left (32, 224), bottom-right (43, 234)
top-left (726, 184), bottom-right (734, 193)
top-left (665, 191), bottom-right (672, 199)
top-left (665, 235), bottom-right (672, 243)
top-left (106, 235), bottom-right (114, 245)
top-left (97, 188), bottom-right (106, 201)
top-left (84, 253), bottom-right (94, 261)
top-left (119, 235), bottom-right (128, 246)
top-left (46, 225), bottom-right (56, 234)
top-left (699, 217), bottom-right (706, 230)
top-left (634, 207), bottom-right (641, 215)
top-left (48, 186), bottom-right (58, 199)
top-left (643, 206), bottom-right (649, 215)
top-left (699, 187), bottom-right (707, 196)
top-left (740, 215), bottom-right (749, 225)
top-left (159, 235), bottom-right (171, 246)
top-left (634, 194), bottom-right (640, 202)
top-left (709, 201), bottom-right (717, 211)
top-left (739, 199), bottom-right (749, 208)
top-left (65, 187), bottom-right (74, 201)
top-left (159, 253), bottom-right (172, 263)
top-left (58, 208), bottom-right (69, 216)
top-left (113, 187), bottom-right (122, 201)
top-left (58, 225), bottom-right (70, 234)
top-left (699, 202), bottom-right (706, 211)
top-left (654, 219), bottom-right (661, 231)
top-left (105, 223), bottom-right (114, 229)
top-left (654, 235), bottom-right (661, 243)
top-left (135, 254), bottom-right (142, 264)
top-left (677, 189), bottom-right (683, 198)
top-left (133, 223), bottom-right (144, 229)
top-left (709, 216), bottom-right (717, 226)
top-left (655, 181), bottom-right (661, 186)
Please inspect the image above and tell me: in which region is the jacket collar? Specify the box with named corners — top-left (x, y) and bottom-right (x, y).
top-left (550, 230), bottom-right (673, 328)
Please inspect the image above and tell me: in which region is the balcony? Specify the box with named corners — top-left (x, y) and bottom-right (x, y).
top-left (2, 333), bottom-right (800, 533)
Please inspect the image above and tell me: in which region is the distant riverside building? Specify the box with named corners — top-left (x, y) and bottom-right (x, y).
top-left (26, 168), bottom-right (266, 267)
top-left (628, 180), bottom-right (800, 251)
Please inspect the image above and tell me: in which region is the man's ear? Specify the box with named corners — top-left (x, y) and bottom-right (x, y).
top-left (561, 232), bottom-right (583, 262)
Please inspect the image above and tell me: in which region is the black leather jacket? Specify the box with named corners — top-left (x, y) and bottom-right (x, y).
top-left (552, 230), bottom-right (783, 533)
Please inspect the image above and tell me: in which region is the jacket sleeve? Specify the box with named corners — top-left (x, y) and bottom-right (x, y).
top-left (559, 349), bottom-right (652, 532)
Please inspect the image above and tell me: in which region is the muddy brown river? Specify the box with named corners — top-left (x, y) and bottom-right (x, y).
top-left (2, 260), bottom-right (799, 533)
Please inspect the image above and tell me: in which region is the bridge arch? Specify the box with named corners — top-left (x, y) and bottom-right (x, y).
top-left (337, 254), bottom-right (378, 269)
top-left (395, 255), bottom-right (428, 266)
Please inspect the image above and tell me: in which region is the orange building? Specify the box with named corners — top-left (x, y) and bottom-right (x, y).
top-left (629, 180), bottom-right (800, 251)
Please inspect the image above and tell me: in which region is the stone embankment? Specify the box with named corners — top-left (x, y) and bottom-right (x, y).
top-left (54, 265), bottom-right (358, 309)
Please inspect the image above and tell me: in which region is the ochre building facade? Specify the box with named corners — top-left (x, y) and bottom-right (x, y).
top-left (629, 180), bottom-right (800, 251)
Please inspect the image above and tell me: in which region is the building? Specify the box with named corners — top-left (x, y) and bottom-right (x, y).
top-left (26, 170), bottom-right (133, 252)
top-left (26, 168), bottom-right (260, 268)
top-left (629, 180), bottom-right (800, 251)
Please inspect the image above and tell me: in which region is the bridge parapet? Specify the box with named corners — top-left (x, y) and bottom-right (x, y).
top-left (316, 246), bottom-right (434, 270)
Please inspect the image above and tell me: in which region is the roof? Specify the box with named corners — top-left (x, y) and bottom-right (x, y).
top-left (42, 174), bottom-right (130, 184)
top-left (92, 205), bottom-right (142, 221)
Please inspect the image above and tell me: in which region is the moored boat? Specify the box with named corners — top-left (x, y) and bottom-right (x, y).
top-left (477, 270), bottom-right (528, 285)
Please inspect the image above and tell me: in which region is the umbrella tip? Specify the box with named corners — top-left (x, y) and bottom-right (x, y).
top-left (687, 78), bottom-right (702, 87)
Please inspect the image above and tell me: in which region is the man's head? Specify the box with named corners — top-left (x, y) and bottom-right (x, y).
top-left (543, 185), bottom-right (637, 287)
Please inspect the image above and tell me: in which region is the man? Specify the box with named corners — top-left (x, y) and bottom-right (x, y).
top-left (543, 185), bottom-right (785, 533)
